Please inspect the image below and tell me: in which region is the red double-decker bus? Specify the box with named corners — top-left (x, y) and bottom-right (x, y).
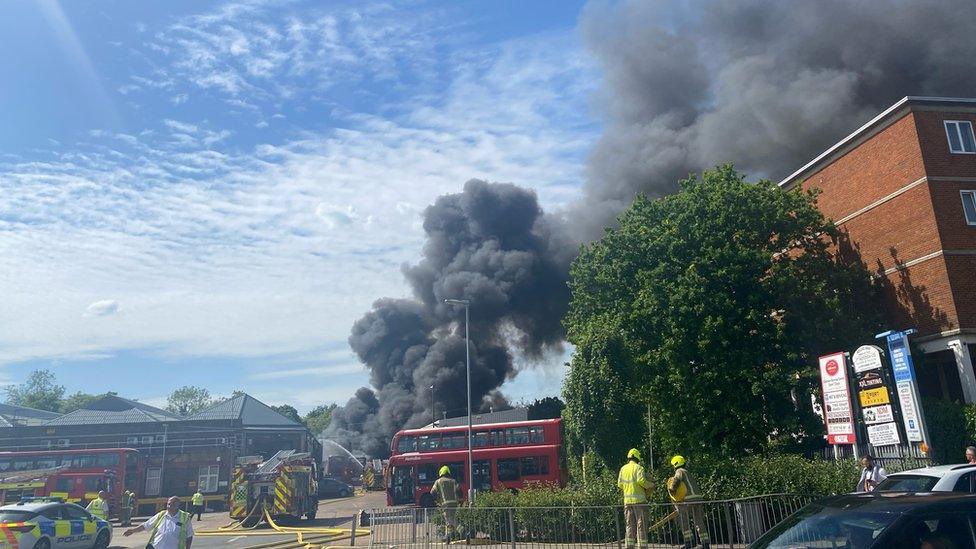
top-left (386, 418), bottom-right (565, 506)
top-left (0, 448), bottom-right (143, 512)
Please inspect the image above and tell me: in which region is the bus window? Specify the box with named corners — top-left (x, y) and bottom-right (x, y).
top-left (36, 458), bottom-right (58, 469)
top-left (507, 428), bottom-right (530, 445)
top-left (427, 436), bottom-right (441, 451)
top-left (417, 435), bottom-right (430, 451)
top-left (491, 430), bottom-right (505, 446)
top-left (520, 456), bottom-right (549, 476)
top-left (497, 459), bottom-right (520, 481)
top-left (96, 454), bottom-right (119, 467)
top-left (446, 462), bottom-right (465, 481)
top-left (396, 436), bottom-right (417, 453)
top-left (443, 435), bottom-right (465, 449)
top-left (417, 464), bottom-right (438, 485)
top-left (84, 477), bottom-right (105, 491)
top-left (529, 427), bottom-right (545, 444)
top-left (473, 432), bottom-right (489, 447)
top-left (72, 455), bottom-right (95, 468)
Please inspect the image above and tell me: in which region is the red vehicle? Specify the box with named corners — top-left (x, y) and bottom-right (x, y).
top-left (0, 448), bottom-right (143, 512)
top-left (386, 418), bottom-right (565, 506)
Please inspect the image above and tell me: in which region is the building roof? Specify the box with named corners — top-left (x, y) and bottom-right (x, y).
top-left (779, 96), bottom-right (976, 190)
top-left (187, 394), bottom-right (303, 428)
top-left (41, 394), bottom-right (181, 426)
top-left (0, 403), bottom-right (61, 427)
top-left (429, 407), bottom-right (529, 428)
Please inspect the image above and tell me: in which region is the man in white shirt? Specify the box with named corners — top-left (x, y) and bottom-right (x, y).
top-left (856, 454), bottom-right (888, 492)
top-left (123, 496), bottom-right (193, 549)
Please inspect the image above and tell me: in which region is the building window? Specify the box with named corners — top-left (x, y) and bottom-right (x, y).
top-left (198, 465), bottom-right (219, 493)
top-left (962, 191), bottom-right (976, 225)
top-left (155, 434), bottom-right (166, 443)
top-left (141, 435), bottom-right (153, 445)
top-left (945, 120), bottom-right (976, 154)
top-left (145, 467), bottom-right (161, 496)
top-left (126, 436), bottom-right (139, 445)
top-left (57, 439), bottom-right (70, 448)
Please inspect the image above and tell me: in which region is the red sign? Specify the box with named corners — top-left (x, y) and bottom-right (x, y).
top-left (818, 352), bottom-right (857, 445)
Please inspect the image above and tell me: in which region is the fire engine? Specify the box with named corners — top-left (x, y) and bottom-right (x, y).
top-left (229, 450), bottom-right (318, 523)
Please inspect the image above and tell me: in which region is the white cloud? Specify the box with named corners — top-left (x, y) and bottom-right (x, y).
top-left (249, 363), bottom-right (364, 381)
top-left (0, 0), bottom-right (597, 375)
top-left (84, 300), bottom-right (120, 317)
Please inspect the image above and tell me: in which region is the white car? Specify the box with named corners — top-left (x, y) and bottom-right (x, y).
top-left (875, 463), bottom-right (976, 493)
top-left (0, 499), bottom-right (111, 549)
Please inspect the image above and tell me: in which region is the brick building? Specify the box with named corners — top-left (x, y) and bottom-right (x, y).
top-left (780, 96), bottom-right (976, 402)
top-left (0, 393), bottom-right (319, 507)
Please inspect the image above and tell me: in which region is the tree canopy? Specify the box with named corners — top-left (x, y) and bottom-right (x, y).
top-left (272, 404), bottom-right (302, 424)
top-left (166, 385), bottom-right (215, 416)
top-left (563, 166), bottom-right (882, 465)
top-left (4, 370), bottom-right (65, 412)
top-left (304, 403), bottom-right (337, 435)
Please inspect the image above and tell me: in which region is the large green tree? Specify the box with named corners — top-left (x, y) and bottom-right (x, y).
top-left (4, 369), bottom-right (65, 412)
top-left (304, 404), bottom-right (337, 436)
top-left (564, 166), bottom-right (882, 463)
top-left (272, 404), bottom-right (302, 424)
top-left (166, 385), bottom-right (214, 416)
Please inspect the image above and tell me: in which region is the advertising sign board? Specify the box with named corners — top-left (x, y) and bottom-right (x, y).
top-left (818, 352), bottom-right (856, 445)
top-left (886, 331), bottom-right (926, 443)
top-left (853, 345), bottom-right (900, 447)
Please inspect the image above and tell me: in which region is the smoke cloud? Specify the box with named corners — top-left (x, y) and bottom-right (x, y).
top-left (327, 0), bottom-right (976, 456)
top-left (327, 180), bottom-right (571, 456)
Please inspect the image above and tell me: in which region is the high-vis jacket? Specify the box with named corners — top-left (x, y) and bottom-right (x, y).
top-left (617, 461), bottom-right (647, 504)
top-left (431, 476), bottom-right (459, 507)
top-left (87, 497), bottom-right (109, 519)
top-left (148, 510), bottom-right (192, 549)
top-left (192, 492), bottom-right (204, 506)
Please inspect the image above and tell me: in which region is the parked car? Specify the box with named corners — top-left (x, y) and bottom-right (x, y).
top-left (752, 492), bottom-right (976, 548)
top-left (318, 477), bottom-right (353, 498)
top-left (875, 463), bottom-right (976, 493)
top-left (0, 498), bottom-right (112, 549)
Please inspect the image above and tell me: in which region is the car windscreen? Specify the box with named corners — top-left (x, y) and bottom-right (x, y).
top-left (752, 505), bottom-right (899, 548)
top-left (0, 510), bottom-right (37, 522)
top-left (875, 474), bottom-right (940, 492)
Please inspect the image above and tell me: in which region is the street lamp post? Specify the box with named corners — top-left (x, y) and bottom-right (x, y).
top-left (444, 298), bottom-right (473, 504)
top-left (430, 384), bottom-right (435, 425)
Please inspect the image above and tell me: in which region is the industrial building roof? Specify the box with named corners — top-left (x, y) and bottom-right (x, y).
top-left (0, 402), bottom-right (60, 427)
top-left (40, 394), bottom-right (181, 426)
top-left (188, 394), bottom-right (303, 427)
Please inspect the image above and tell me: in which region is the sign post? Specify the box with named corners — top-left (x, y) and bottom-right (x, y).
top-left (880, 329), bottom-right (930, 452)
top-left (852, 345), bottom-right (901, 449)
top-left (818, 352), bottom-right (857, 448)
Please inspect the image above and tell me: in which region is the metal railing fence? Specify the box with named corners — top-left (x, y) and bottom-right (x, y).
top-left (365, 493), bottom-right (813, 548)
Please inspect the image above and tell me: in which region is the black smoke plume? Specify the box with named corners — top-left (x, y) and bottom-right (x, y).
top-left (326, 180), bottom-right (572, 456)
top-left (327, 0), bottom-right (976, 456)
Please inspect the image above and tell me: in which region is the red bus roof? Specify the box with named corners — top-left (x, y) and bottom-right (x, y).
top-left (396, 417), bottom-right (561, 437)
top-left (388, 444), bottom-right (560, 464)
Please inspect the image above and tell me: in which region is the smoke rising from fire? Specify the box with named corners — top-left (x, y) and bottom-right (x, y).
top-left (326, 0), bottom-right (976, 456)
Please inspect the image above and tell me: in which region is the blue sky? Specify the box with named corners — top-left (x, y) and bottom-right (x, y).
top-left (0, 0), bottom-right (597, 412)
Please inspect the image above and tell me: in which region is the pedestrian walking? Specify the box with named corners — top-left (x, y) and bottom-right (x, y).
top-left (120, 490), bottom-right (134, 527)
top-left (430, 465), bottom-right (461, 542)
top-left (191, 490), bottom-right (204, 521)
top-left (86, 490), bottom-right (110, 520)
top-left (617, 448), bottom-right (648, 549)
top-left (856, 454), bottom-right (888, 492)
top-left (668, 455), bottom-right (709, 549)
top-left (123, 496), bottom-right (194, 549)
top-left (966, 446), bottom-right (976, 465)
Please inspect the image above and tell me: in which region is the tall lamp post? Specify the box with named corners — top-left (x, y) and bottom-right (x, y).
top-left (444, 298), bottom-right (473, 504)
top-left (430, 384), bottom-right (435, 425)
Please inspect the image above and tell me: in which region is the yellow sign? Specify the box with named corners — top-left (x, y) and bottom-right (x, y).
top-left (859, 388), bottom-right (890, 407)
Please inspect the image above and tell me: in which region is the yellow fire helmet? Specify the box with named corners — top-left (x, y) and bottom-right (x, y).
top-left (439, 465), bottom-right (451, 477)
top-left (670, 455), bottom-right (686, 468)
top-left (627, 448), bottom-right (642, 461)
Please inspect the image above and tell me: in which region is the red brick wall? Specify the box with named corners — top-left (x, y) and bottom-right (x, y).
top-left (915, 110), bottom-right (976, 179)
top-left (945, 254), bottom-right (976, 330)
top-left (928, 181), bottom-right (976, 250)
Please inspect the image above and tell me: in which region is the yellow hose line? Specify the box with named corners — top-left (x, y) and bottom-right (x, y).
top-left (262, 508), bottom-right (370, 536)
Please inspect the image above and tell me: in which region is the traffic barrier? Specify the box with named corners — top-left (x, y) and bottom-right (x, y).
top-left (364, 493), bottom-right (813, 548)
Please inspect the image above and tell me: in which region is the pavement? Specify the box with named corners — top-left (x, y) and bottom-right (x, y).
top-left (109, 491), bottom-right (388, 549)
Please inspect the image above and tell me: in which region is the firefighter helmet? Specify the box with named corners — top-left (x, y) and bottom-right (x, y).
top-left (627, 448), bottom-right (642, 461)
top-left (670, 455), bottom-right (686, 468)
top-left (439, 465), bottom-right (451, 477)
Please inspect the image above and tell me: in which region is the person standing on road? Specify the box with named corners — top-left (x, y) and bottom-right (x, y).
top-left (120, 490), bottom-right (134, 526)
top-left (123, 496), bottom-right (194, 549)
top-left (668, 455), bottom-right (709, 549)
top-left (191, 490), bottom-right (204, 521)
top-left (87, 490), bottom-right (110, 520)
top-left (617, 448), bottom-right (648, 549)
top-left (431, 466), bottom-right (461, 542)
top-left (856, 454), bottom-right (888, 492)
top-left (966, 446), bottom-right (976, 465)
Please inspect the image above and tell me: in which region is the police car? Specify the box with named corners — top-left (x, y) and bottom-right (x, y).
top-left (0, 498), bottom-right (111, 549)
